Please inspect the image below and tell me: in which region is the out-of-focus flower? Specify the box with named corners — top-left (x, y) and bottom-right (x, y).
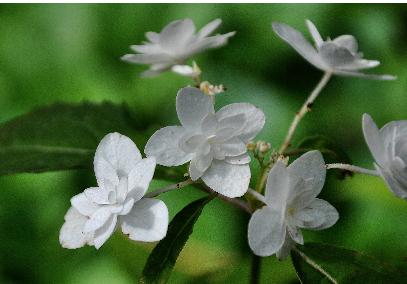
top-left (248, 151), bottom-right (339, 259)
top-left (272, 20), bottom-right (395, 80)
top-left (145, 87), bottom-right (265, 198)
top-left (60, 133), bottom-right (168, 249)
top-left (363, 114), bottom-right (407, 199)
top-left (122, 18), bottom-right (235, 77)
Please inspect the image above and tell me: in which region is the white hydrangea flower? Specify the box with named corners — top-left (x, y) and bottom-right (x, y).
top-left (145, 87), bottom-right (265, 198)
top-left (248, 151), bottom-right (339, 259)
top-left (363, 114), bottom-right (407, 199)
top-left (59, 132), bottom-right (168, 249)
top-left (272, 20), bottom-right (395, 80)
top-left (121, 18), bottom-right (235, 77)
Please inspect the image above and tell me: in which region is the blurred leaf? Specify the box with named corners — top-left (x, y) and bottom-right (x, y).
top-left (291, 135), bottom-right (353, 179)
top-left (0, 101), bottom-right (147, 175)
top-left (291, 243), bottom-right (406, 284)
top-left (140, 195), bottom-right (215, 284)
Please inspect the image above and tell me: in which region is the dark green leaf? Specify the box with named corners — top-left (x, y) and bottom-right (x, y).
top-left (140, 196), bottom-right (215, 284)
top-left (0, 102), bottom-right (148, 175)
top-left (291, 243), bottom-right (406, 284)
top-left (293, 135), bottom-right (353, 179)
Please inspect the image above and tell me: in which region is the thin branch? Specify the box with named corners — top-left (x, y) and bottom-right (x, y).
top-left (145, 179), bottom-right (194, 198)
top-left (279, 71), bottom-right (332, 154)
top-left (199, 184), bottom-right (253, 214)
top-left (247, 188), bottom-right (267, 204)
top-left (292, 247), bottom-right (338, 284)
top-left (326, 163), bottom-right (380, 177)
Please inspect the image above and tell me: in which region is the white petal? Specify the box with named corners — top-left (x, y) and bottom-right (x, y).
top-left (288, 150), bottom-right (326, 204)
top-left (159, 19), bottom-right (196, 52)
top-left (127, 157), bottom-right (156, 202)
top-left (116, 177), bottom-right (128, 203)
top-left (248, 206), bottom-right (286, 257)
top-left (362, 114), bottom-right (388, 166)
top-left (71, 193), bottom-right (99, 216)
top-left (338, 59), bottom-right (380, 71)
top-left (319, 42), bottom-right (355, 68)
top-left (59, 207), bottom-right (93, 249)
top-left (287, 225), bottom-right (304, 245)
top-left (333, 70), bottom-right (396, 80)
top-left (305, 19), bottom-right (323, 48)
top-left (176, 87), bottom-right (214, 130)
top-left (94, 133), bottom-right (141, 188)
top-left (297, 198), bottom-right (339, 230)
top-left (145, 126), bottom-right (192, 166)
top-left (120, 198), bottom-right (135, 216)
top-left (272, 22), bottom-right (327, 71)
top-left (145, 31), bottom-right (160, 43)
top-left (171, 65), bottom-right (199, 77)
top-left (264, 161), bottom-right (291, 209)
top-left (84, 187), bottom-right (111, 205)
top-left (201, 113), bottom-right (218, 136)
top-left (220, 138), bottom-right (247, 157)
top-left (375, 164), bottom-right (407, 199)
top-left (333, 35), bottom-right (358, 54)
top-left (276, 233), bottom-right (296, 260)
top-left (216, 103), bottom-right (265, 143)
top-left (201, 160), bottom-right (250, 198)
top-left (84, 206), bottom-right (113, 233)
top-left (198, 18), bottom-right (222, 38)
top-left (121, 198), bottom-right (169, 242)
top-left (121, 53), bottom-right (172, 64)
top-left (93, 215), bottom-right (118, 249)
top-left (225, 153), bottom-right (251, 165)
top-left (184, 32), bottom-right (235, 57)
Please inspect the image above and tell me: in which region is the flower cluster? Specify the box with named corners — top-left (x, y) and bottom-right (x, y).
top-left (122, 18), bottom-right (235, 77)
top-left (272, 20), bottom-right (395, 80)
top-left (59, 17), bottom-right (406, 265)
top-left (363, 114), bottom-right (407, 198)
top-left (60, 133), bottom-right (168, 249)
top-left (145, 87), bottom-right (265, 198)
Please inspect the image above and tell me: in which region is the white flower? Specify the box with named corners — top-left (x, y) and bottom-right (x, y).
top-left (145, 87), bottom-right (265, 198)
top-left (272, 20), bottom-right (395, 80)
top-left (248, 151), bottom-right (339, 259)
top-left (363, 114), bottom-right (407, 199)
top-left (121, 18), bottom-right (235, 77)
top-left (59, 132), bottom-right (168, 249)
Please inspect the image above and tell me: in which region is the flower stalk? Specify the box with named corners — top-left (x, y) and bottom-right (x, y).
top-left (145, 179), bottom-right (195, 198)
top-left (326, 163), bottom-right (379, 176)
top-left (279, 71), bottom-right (332, 154)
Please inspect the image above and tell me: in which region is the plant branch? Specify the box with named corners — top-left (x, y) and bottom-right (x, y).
top-left (250, 254), bottom-right (262, 284)
top-left (326, 163), bottom-right (380, 176)
top-left (279, 71), bottom-right (332, 154)
top-left (145, 179), bottom-right (194, 198)
top-left (247, 188), bottom-right (267, 204)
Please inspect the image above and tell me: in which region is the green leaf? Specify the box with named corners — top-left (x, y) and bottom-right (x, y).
top-left (291, 243), bottom-right (406, 284)
top-left (293, 135), bottom-right (352, 178)
top-left (140, 196), bottom-right (215, 284)
top-left (0, 102), bottom-right (147, 175)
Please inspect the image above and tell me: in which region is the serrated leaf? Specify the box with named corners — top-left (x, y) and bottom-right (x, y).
top-left (291, 243), bottom-right (406, 284)
top-left (140, 196), bottom-right (214, 284)
top-left (0, 102), bottom-right (147, 175)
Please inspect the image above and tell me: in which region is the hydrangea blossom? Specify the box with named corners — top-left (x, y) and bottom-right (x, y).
top-left (248, 151), bottom-right (339, 259)
top-left (121, 18), bottom-right (235, 77)
top-left (272, 20), bottom-right (395, 80)
top-left (145, 87), bottom-right (265, 198)
top-left (59, 132), bottom-right (168, 249)
top-left (362, 114), bottom-right (407, 199)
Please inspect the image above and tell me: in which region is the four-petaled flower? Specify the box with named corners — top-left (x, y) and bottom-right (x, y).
top-left (145, 87), bottom-right (265, 198)
top-left (59, 132), bottom-right (168, 249)
top-left (363, 114), bottom-right (407, 199)
top-left (248, 151), bottom-right (339, 259)
top-left (121, 18), bottom-right (235, 77)
top-left (272, 20), bottom-right (395, 80)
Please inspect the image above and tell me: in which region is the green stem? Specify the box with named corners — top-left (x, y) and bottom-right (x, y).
top-left (250, 254), bottom-right (262, 284)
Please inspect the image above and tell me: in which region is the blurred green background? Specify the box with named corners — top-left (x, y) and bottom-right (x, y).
top-left (1, 4), bottom-right (407, 283)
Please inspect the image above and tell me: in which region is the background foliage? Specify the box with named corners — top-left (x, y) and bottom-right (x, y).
top-left (1, 4), bottom-right (407, 283)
